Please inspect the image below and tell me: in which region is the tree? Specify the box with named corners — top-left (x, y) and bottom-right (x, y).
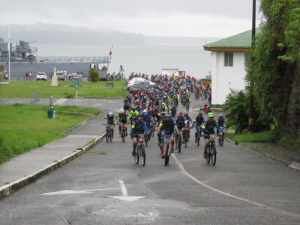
top-left (88, 68), bottom-right (99, 82)
top-left (247, 0), bottom-right (300, 148)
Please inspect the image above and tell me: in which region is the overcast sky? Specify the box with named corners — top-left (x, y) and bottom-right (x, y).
top-left (1, 0), bottom-right (262, 38)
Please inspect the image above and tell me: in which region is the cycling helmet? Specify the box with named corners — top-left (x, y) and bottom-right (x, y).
top-left (219, 114), bottom-right (223, 117)
top-left (144, 112), bottom-right (148, 117)
top-left (108, 112), bottom-right (113, 117)
top-left (184, 112), bottom-right (188, 116)
top-left (165, 113), bottom-right (172, 118)
top-left (178, 111), bottom-right (184, 117)
top-left (198, 112), bottom-right (203, 116)
top-left (119, 108), bottom-right (125, 113)
top-left (160, 111), bottom-right (166, 115)
top-left (143, 109), bottom-right (147, 113)
top-left (208, 112), bottom-right (214, 118)
top-left (131, 106), bottom-right (136, 110)
top-left (138, 113), bottom-right (143, 118)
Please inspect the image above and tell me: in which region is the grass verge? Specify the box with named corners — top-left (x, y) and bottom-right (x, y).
top-left (0, 81), bottom-right (128, 98)
top-left (0, 104), bottom-right (100, 164)
top-left (228, 130), bottom-right (277, 144)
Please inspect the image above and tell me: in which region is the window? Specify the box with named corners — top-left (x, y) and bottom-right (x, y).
top-left (224, 53), bottom-right (233, 67)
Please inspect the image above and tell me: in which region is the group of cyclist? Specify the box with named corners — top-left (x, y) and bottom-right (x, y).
top-left (104, 75), bottom-right (228, 160)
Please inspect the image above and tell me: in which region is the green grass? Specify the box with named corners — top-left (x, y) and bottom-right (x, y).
top-left (229, 130), bottom-right (276, 144)
top-left (0, 104), bottom-right (100, 163)
top-left (0, 81), bottom-right (128, 98)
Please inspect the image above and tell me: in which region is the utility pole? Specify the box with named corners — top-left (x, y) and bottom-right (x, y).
top-left (248, 0), bottom-right (256, 135)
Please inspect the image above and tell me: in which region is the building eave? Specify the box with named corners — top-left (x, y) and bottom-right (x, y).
top-left (204, 47), bottom-right (251, 52)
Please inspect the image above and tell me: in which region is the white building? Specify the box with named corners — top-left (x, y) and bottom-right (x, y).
top-left (203, 28), bottom-right (259, 108)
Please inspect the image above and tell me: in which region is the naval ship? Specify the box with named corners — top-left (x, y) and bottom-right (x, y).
top-left (0, 38), bottom-right (109, 79)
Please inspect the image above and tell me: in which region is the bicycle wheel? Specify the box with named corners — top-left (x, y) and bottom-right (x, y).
top-left (197, 132), bottom-right (200, 146)
top-left (206, 146), bottom-right (211, 164)
top-left (211, 145), bottom-right (217, 166)
top-left (178, 136), bottom-right (181, 153)
top-left (122, 131), bottom-right (125, 142)
top-left (141, 144), bottom-right (146, 166)
top-left (220, 134), bottom-right (224, 146)
top-left (218, 136), bottom-right (221, 146)
top-left (185, 137), bottom-right (187, 147)
top-left (106, 129), bottom-right (109, 143)
top-left (134, 147), bottom-right (140, 164)
top-left (151, 128), bottom-right (155, 137)
top-left (165, 143), bottom-right (169, 166)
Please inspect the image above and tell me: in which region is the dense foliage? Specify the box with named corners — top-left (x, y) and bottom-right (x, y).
top-left (223, 89), bottom-right (273, 134)
top-left (247, 0), bottom-right (300, 148)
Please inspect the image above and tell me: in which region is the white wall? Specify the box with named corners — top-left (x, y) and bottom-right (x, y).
top-left (211, 51), bottom-right (247, 106)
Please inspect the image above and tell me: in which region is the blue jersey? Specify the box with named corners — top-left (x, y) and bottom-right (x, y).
top-left (131, 120), bottom-right (150, 135)
top-left (105, 114), bottom-right (115, 124)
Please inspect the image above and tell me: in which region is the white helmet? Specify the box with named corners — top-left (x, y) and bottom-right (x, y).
top-left (120, 108), bottom-right (125, 113)
top-left (108, 112), bottom-right (113, 117)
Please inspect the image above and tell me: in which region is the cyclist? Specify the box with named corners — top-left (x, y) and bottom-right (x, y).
top-left (104, 111), bottom-right (115, 134)
top-left (116, 108), bottom-right (129, 136)
top-left (157, 111), bottom-right (166, 145)
top-left (129, 106), bottom-right (139, 124)
top-left (123, 99), bottom-right (131, 113)
top-left (183, 112), bottom-right (193, 143)
top-left (157, 112), bottom-right (179, 158)
top-left (217, 114), bottom-right (228, 130)
top-left (143, 111), bottom-right (154, 143)
top-left (201, 112), bottom-right (221, 158)
top-left (175, 111), bottom-right (185, 150)
top-left (161, 102), bottom-right (167, 112)
top-left (170, 105), bottom-right (177, 118)
top-left (131, 113), bottom-right (150, 157)
top-left (193, 112), bottom-right (205, 143)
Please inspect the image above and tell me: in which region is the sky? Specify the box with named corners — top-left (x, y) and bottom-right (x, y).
top-left (1, 0), bottom-right (262, 38)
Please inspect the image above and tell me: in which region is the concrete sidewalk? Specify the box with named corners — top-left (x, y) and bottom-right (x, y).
top-left (0, 97), bottom-right (124, 198)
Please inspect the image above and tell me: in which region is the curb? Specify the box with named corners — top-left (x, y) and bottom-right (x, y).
top-left (226, 137), bottom-right (300, 172)
top-left (62, 114), bottom-right (97, 135)
top-left (0, 132), bottom-right (106, 198)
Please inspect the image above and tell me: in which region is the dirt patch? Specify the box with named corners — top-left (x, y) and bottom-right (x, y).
top-left (238, 142), bottom-right (300, 165)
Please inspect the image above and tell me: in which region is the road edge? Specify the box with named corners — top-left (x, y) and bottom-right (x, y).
top-left (226, 137), bottom-right (300, 172)
top-left (0, 132), bottom-right (106, 198)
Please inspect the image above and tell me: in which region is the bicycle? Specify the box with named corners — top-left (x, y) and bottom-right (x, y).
top-left (202, 90), bottom-right (206, 101)
top-left (103, 124), bottom-right (114, 143)
top-left (151, 123), bottom-right (155, 137)
top-left (186, 101), bottom-right (190, 111)
top-left (196, 126), bottom-right (202, 146)
top-left (206, 134), bottom-right (217, 166)
top-left (164, 134), bottom-right (172, 166)
top-left (134, 134), bottom-right (146, 166)
top-left (176, 130), bottom-right (182, 153)
top-left (182, 128), bottom-right (189, 147)
top-left (218, 127), bottom-right (225, 146)
top-left (195, 92), bottom-right (199, 100)
top-left (120, 123), bottom-right (127, 142)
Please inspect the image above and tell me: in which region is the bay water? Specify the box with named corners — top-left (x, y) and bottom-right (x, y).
top-left (36, 44), bottom-right (212, 79)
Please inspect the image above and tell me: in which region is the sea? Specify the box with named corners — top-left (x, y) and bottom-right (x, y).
top-left (3, 44), bottom-right (212, 80)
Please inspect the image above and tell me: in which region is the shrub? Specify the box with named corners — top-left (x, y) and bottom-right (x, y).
top-left (88, 68), bottom-right (99, 82)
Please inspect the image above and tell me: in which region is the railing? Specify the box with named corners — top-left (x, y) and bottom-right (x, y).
top-left (31, 91), bottom-right (39, 104)
top-left (36, 56), bottom-right (109, 63)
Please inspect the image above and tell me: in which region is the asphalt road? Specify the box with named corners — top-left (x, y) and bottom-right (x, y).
top-left (1, 95), bottom-right (300, 225)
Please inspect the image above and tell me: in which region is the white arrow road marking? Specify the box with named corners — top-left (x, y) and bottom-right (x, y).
top-left (109, 180), bottom-right (145, 202)
top-left (40, 188), bottom-right (118, 195)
